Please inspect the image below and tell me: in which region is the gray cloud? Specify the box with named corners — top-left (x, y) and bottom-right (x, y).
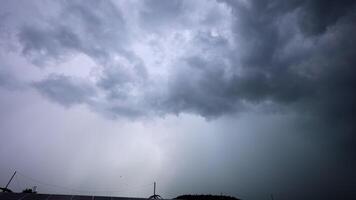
top-left (299, 0), bottom-right (356, 36)
top-left (19, 25), bottom-right (81, 65)
top-left (222, 0), bottom-right (356, 125)
top-left (18, 0), bottom-right (127, 66)
top-left (18, 0), bottom-right (356, 130)
top-left (33, 74), bottom-right (95, 107)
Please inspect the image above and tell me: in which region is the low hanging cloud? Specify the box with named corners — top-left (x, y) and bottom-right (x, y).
top-left (4, 0), bottom-right (356, 147)
top-left (33, 74), bottom-right (96, 107)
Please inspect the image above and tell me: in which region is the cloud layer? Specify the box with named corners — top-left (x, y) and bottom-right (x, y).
top-left (1, 0), bottom-right (355, 162)
top-left (8, 0), bottom-right (353, 120)
top-left (17, 0), bottom-right (356, 152)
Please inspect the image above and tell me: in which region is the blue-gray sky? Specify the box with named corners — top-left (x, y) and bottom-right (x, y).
top-left (0, 0), bottom-right (356, 199)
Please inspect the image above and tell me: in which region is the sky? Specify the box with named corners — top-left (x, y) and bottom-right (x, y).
top-left (0, 0), bottom-right (356, 199)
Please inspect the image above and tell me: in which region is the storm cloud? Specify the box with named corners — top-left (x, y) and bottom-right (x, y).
top-left (13, 0), bottom-right (355, 121)
top-left (1, 0), bottom-right (356, 200)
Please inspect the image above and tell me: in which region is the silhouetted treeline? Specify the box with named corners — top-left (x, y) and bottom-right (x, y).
top-left (22, 188), bottom-right (37, 193)
top-left (175, 194), bottom-right (240, 200)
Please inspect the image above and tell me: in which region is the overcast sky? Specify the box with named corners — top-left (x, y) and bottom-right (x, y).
top-left (0, 0), bottom-right (356, 200)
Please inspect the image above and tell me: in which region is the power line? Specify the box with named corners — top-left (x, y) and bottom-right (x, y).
top-left (15, 171), bottom-right (153, 194)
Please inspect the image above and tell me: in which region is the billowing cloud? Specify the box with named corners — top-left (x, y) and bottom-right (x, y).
top-left (12, 0), bottom-right (354, 120)
top-left (8, 0), bottom-right (355, 151)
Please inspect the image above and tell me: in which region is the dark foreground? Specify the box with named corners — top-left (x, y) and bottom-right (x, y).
top-left (176, 195), bottom-right (240, 200)
top-left (0, 193), bottom-right (161, 200)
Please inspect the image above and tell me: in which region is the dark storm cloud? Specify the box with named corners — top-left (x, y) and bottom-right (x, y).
top-left (154, 1), bottom-right (356, 182)
top-left (17, 0), bottom-right (356, 126)
top-left (299, 0), bottom-right (356, 36)
top-left (163, 0), bottom-right (356, 121)
top-left (221, 0), bottom-right (356, 125)
top-left (161, 56), bottom-right (239, 117)
top-left (33, 74), bottom-right (95, 107)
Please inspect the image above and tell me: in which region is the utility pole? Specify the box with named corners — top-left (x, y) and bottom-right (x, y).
top-left (0, 171), bottom-right (17, 192)
top-left (148, 181), bottom-right (161, 199)
top-left (5, 171), bottom-right (17, 189)
top-left (154, 182), bottom-right (156, 196)
top-left (270, 194), bottom-right (274, 200)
